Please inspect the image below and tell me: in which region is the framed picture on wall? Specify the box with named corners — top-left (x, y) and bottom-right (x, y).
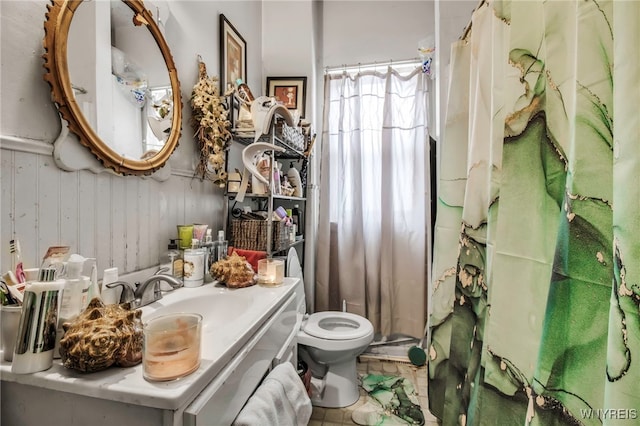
top-left (219, 14), bottom-right (247, 92)
top-left (266, 77), bottom-right (307, 118)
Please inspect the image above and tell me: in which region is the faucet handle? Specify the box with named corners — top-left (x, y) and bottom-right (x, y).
top-left (156, 266), bottom-right (170, 274)
top-left (105, 281), bottom-right (136, 305)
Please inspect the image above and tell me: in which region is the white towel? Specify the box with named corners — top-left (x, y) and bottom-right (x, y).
top-left (233, 362), bottom-right (312, 426)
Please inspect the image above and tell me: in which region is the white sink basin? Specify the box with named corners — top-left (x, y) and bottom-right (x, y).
top-left (142, 288), bottom-right (253, 335)
top-left (139, 284), bottom-right (285, 363)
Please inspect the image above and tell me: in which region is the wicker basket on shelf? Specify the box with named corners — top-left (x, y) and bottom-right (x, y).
top-left (230, 219), bottom-right (289, 252)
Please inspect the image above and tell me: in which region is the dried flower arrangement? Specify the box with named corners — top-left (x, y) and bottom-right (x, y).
top-left (190, 57), bottom-right (232, 187)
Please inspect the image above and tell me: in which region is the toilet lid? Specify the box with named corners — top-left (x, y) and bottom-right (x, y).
top-left (303, 311), bottom-right (374, 340)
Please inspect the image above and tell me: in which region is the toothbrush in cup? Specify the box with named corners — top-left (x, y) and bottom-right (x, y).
top-left (9, 239), bottom-right (26, 283)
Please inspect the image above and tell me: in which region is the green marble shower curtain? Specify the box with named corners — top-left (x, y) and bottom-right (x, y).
top-left (427, 1), bottom-right (640, 425)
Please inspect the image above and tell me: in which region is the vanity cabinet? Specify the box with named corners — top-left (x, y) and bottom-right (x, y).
top-left (0, 277), bottom-right (304, 426)
top-left (183, 293), bottom-right (298, 425)
top-left (224, 114), bottom-right (310, 265)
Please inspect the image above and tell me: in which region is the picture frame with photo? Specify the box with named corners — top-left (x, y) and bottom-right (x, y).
top-left (219, 14), bottom-right (247, 92)
top-left (266, 77), bottom-right (307, 118)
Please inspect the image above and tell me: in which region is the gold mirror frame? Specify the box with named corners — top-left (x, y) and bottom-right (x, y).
top-left (42, 0), bottom-right (182, 176)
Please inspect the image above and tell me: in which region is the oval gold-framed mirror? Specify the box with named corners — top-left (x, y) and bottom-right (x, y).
top-left (43, 0), bottom-right (182, 176)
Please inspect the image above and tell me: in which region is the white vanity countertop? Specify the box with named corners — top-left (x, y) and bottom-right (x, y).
top-left (0, 278), bottom-right (299, 411)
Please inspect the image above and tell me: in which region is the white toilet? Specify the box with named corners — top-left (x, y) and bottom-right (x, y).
top-left (287, 249), bottom-right (374, 408)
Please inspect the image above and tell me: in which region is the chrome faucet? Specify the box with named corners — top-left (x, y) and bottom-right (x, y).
top-left (105, 274), bottom-right (182, 308)
top-left (133, 273), bottom-right (183, 308)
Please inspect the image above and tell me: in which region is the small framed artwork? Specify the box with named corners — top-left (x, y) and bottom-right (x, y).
top-left (266, 77), bottom-right (307, 118)
top-left (219, 14), bottom-right (247, 92)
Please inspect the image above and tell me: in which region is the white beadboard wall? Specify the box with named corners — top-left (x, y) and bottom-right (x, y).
top-left (0, 141), bottom-right (223, 278)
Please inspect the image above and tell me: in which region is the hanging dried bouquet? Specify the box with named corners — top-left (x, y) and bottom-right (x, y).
top-left (190, 57), bottom-right (232, 186)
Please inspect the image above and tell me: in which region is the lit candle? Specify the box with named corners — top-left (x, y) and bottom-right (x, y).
top-left (257, 259), bottom-right (284, 286)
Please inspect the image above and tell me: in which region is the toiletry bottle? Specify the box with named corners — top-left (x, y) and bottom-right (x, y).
top-left (160, 239), bottom-right (183, 286)
top-left (183, 239), bottom-right (205, 287)
top-left (160, 239), bottom-right (182, 278)
top-left (292, 204), bottom-right (303, 236)
top-left (55, 275), bottom-right (88, 358)
top-left (100, 267), bottom-right (119, 305)
top-left (86, 258), bottom-right (100, 305)
top-left (286, 209), bottom-right (295, 243)
top-left (214, 230), bottom-right (228, 262)
top-left (173, 239), bottom-right (184, 280)
top-left (202, 229), bottom-right (214, 282)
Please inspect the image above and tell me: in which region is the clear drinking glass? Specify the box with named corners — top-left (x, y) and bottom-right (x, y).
top-left (143, 313), bottom-right (202, 381)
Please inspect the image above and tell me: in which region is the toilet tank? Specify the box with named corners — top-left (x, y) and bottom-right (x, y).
top-left (292, 274), bottom-right (306, 318)
top-left (285, 248), bottom-right (307, 318)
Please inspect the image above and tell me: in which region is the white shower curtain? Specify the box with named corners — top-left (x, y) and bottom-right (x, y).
top-left (315, 68), bottom-right (430, 338)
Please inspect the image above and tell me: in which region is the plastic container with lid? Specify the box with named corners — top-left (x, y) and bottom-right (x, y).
top-left (183, 239), bottom-right (205, 287)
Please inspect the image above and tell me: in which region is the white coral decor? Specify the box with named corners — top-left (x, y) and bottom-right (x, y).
top-left (190, 58), bottom-right (231, 186)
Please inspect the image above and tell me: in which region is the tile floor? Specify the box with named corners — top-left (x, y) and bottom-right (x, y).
top-left (308, 357), bottom-right (440, 426)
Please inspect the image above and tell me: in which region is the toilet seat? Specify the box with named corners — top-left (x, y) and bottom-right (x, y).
top-left (303, 312), bottom-right (373, 340)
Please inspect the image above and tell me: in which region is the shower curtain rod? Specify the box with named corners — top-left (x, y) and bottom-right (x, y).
top-left (325, 57), bottom-right (422, 74)
top-left (460, 0), bottom-right (487, 41)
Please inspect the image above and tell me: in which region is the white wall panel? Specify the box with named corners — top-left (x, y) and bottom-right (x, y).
top-left (59, 167), bottom-right (79, 265)
top-left (125, 178), bottom-right (139, 272)
top-left (111, 176), bottom-right (127, 274)
top-left (138, 178), bottom-right (151, 269)
top-left (13, 152), bottom-right (38, 273)
top-left (0, 147), bottom-right (223, 277)
top-left (1, 151), bottom-right (15, 273)
top-left (36, 155), bottom-right (61, 265)
top-left (165, 176), bottom-right (184, 245)
top-left (95, 172), bottom-right (112, 274)
top-left (78, 171), bottom-right (96, 261)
